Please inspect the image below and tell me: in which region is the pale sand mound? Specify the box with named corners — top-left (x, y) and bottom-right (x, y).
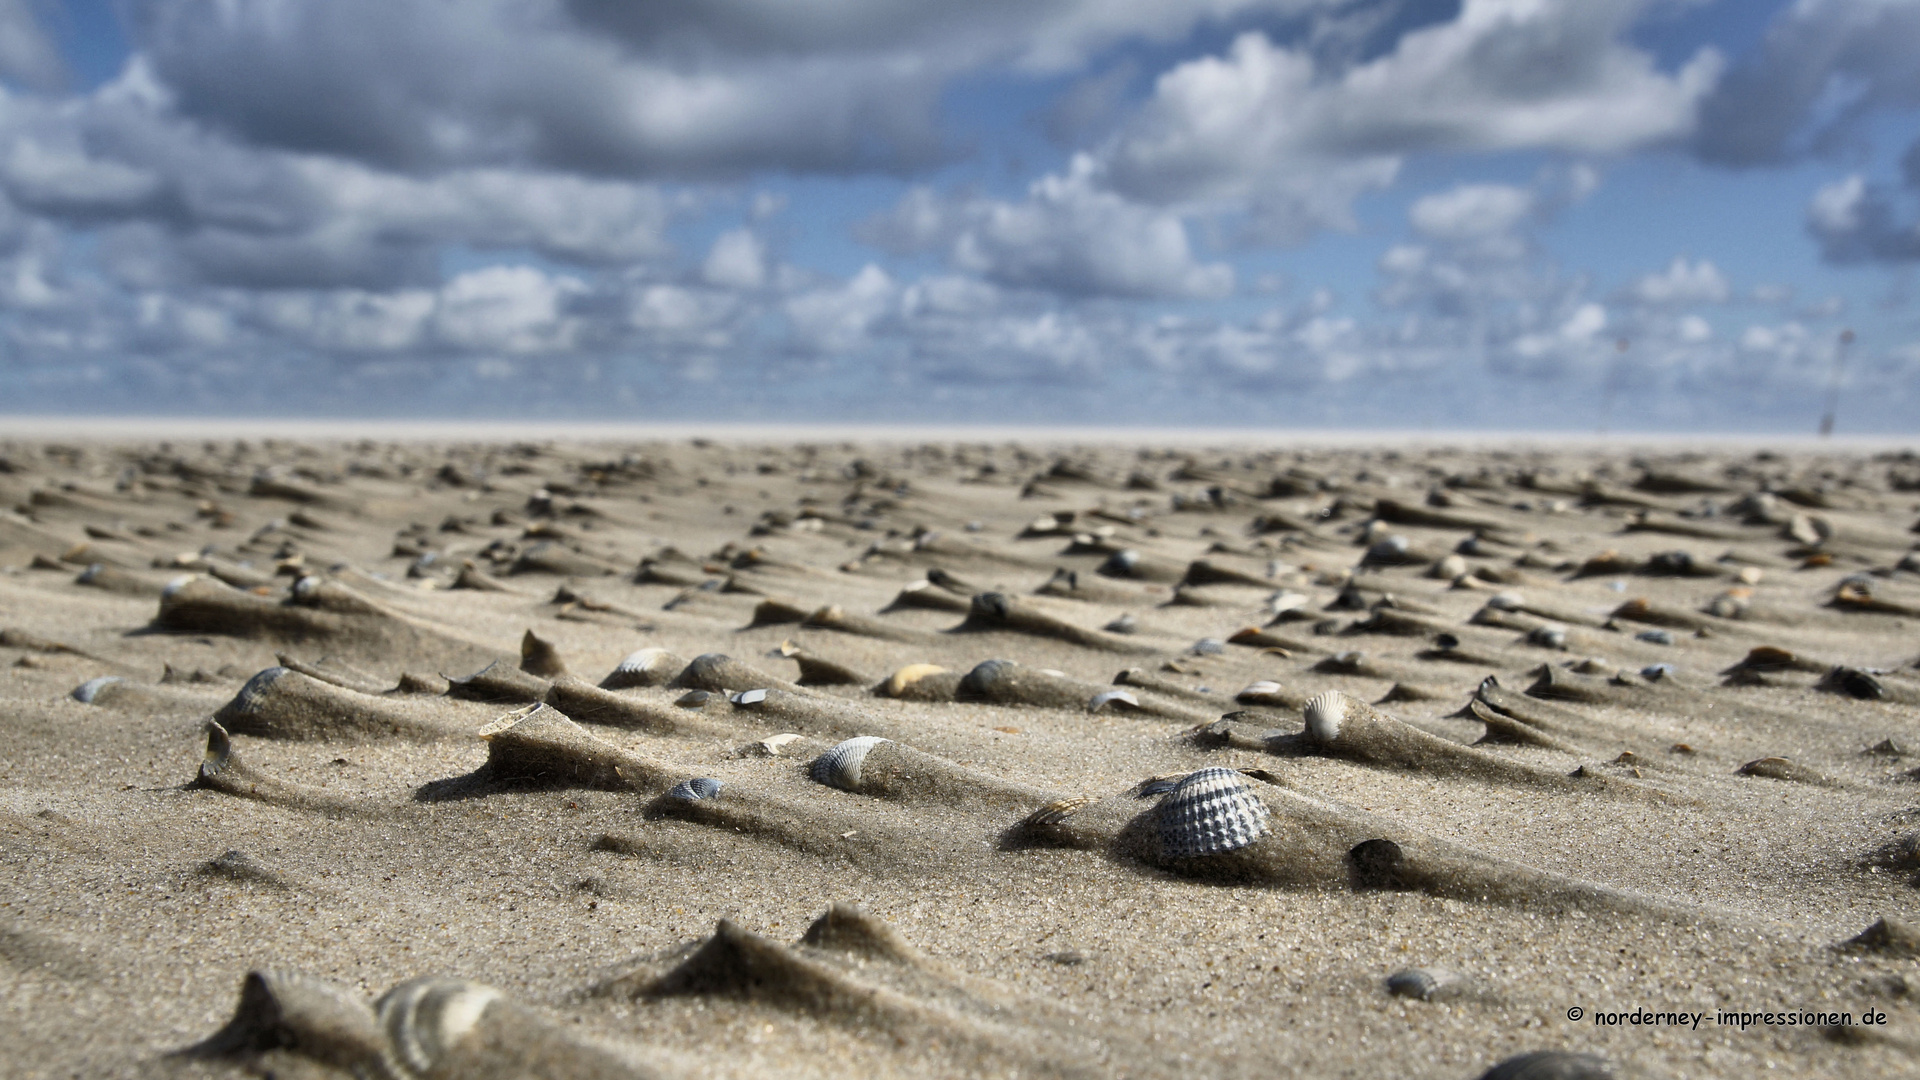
top-left (4, 434), bottom-right (1920, 1078)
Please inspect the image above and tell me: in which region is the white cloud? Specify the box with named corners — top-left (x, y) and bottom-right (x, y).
top-left (1104, 3), bottom-right (1719, 236)
top-left (430, 265), bottom-right (582, 353)
top-left (863, 156), bottom-right (1235, 300)
top-left (1408, 183), bottom-right (1535, 242)
top-left (702, 228), bottom-right (766, 291)
top-left (1623, 256), bottom-right (1730, 305)
top-left (1807, 172), bottom-right (1920, 263)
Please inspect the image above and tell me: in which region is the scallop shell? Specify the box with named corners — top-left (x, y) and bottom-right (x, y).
top-left (70, 676), bottom-right (123, 703)
top-left (1303, 690), bottom-right (1351, 742)
top-left (1155, 768), bottom-right (1270, 858)
top-left (1023, 796), bottom-right (1093, 829)
top-left (810, 736), bottom-right (888, 790)
top-left (601, 647), bottom-right (677, 689)
top-left (668, 777), bottom-right (724, 801)
top-left (377, 976), bottom-right (501, 1076)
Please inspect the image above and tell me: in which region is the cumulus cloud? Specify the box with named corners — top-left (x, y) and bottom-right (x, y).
top-left (1620, 256), bottom-right (1731, 306)
top-left (1807, 169), bottom-right (1920, 263)
top-left (862, 156), bottom-right (1234, 300)
top-left (1103, 2), bottom-right (1718, 237)
top-left (126, 0), bottom-right (1337, 179)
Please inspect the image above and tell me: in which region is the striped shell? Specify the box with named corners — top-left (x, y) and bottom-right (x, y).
top-left (1023, 796), bottom-right (1093, 829)
top-left (1156, 768), bottom-right (1270, 858)
top-left (602, 648), bottom-right (677, 689)
top-left (230, 667), bottom-right (290, 712)
top-left (377, 976), bottom-right (501, 1076)
top-left (668, 777), bottom-right (724, 801)
top-left (810, 736), bottom-right (887, 790)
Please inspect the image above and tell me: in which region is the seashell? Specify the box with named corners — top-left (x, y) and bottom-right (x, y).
top-left (1640, 663), bottom-right (1676, 681)
top-left (810, 736), bottom-right (888, 790)
top-left (1136, 775), bottom-right (1183, 799)
top-left (1474, 1050), bottom-right (1616, 1080)
top-left (1823, 666), bottom-right (1886, 700)
top-left (1156, 767), bottom-right (1271, 859)
top-left (730, 688), bottom-right (769, 705)
top-left (162, 573), bottom-right (200, 599)
top-left (377, 976), bottom-right (502, 1077)
top-left (1190, 638), bottom-right (1226, 655)
top-left (1100, 549), bottom-right (1141, 576)
top-left (1386, 966), bottom-right (1471, 1002)
top-left (70, 676), bottom-right (124, 703)
top-left (291, 575), bottom-right (322, 602)
top-left (675, 689), bottom-right (714, 707)
top-left (1023, 796), bottom-right (1093, 829)
top-left (743, 733), bottom-right (802, 756)
top-left (1267, 590), bottom-right (1308, 615)
top-left (1527, 625), bottom-right (1567, 649)
top-left (1434, 632), bottom-right (1461, 650)
top-left (1635, 628), bottom-right (1674, 645)
top-left (1646, 550), bottom-right (1695, 575)
top-left (1104, 613), bottom-right (1139, 634)
top-left (668, 777), bottom-right (724, 801)
top-left (1087, 689), bottom-right (1140, 713)
top-left (1363, 535), bottom-right (1411, 564)
top-left (1486, 591), bottom-right (1523, 611)
top-left (599, 647), bottom-right (682, 690)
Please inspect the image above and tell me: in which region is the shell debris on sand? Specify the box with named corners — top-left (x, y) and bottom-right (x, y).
top-left (9, 435), bottom-right (1920, 1080)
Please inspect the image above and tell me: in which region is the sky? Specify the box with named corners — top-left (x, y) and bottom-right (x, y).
top-left (1, 0), bottom-right (1918, 431)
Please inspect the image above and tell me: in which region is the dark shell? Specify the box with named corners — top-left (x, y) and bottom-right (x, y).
top-left (1475, 1050), bottom-right (1616, 1080)
top-left (1156, 768), bottom-right (1270, 859)
top-left (668, 777), bottom-right (724, 801)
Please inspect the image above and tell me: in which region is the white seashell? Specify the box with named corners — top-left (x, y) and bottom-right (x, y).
top-left (1156, 767), bottom-right (1271, 859)
top-left (292, 575), bottom-right (322, 601)
top-left (377, 976), bottom-right (501, 1076)
top-left (1087, 689), bottom-right (1139, 712)
top-left (161, 573), bottom-right (200, 599)
top-left (730, 688), bottom-right (769, 705)
top-left (601, 647), bottom-right (678, 689)
top-left (1486, 591), bottom-right (1523, 611)
top-left (1303, 690), bottom-right (1350, 742)
top-left (70, 676), bottom-right (123, 703)
top-left (810, 736), bottom-right (887, 790)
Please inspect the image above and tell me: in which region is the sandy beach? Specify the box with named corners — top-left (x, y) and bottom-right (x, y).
top-left (4, 431), bottom-right (1920, 1079)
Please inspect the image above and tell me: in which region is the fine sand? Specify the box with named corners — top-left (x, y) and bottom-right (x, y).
top-left (3, 434), bottom-right (1920, 1079)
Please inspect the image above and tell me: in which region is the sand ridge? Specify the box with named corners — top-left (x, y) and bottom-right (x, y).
top-left (3, 435), bottom-right (1920, 1078)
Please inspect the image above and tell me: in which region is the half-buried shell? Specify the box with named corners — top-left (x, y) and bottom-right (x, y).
top-left (1156, 767), bottom-right (1271, 859)
top-left (810, 736), bottom-right (888, 790)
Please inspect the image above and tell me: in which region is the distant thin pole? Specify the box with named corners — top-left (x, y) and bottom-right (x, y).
top-left (1598, 338), bottom-right (1628, 435)
top-left (1819, 328), bottom-right (1854, 438)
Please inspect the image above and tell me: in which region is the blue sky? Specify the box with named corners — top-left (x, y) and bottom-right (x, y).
top-left (1, 0), bottom-right (1918, 430)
